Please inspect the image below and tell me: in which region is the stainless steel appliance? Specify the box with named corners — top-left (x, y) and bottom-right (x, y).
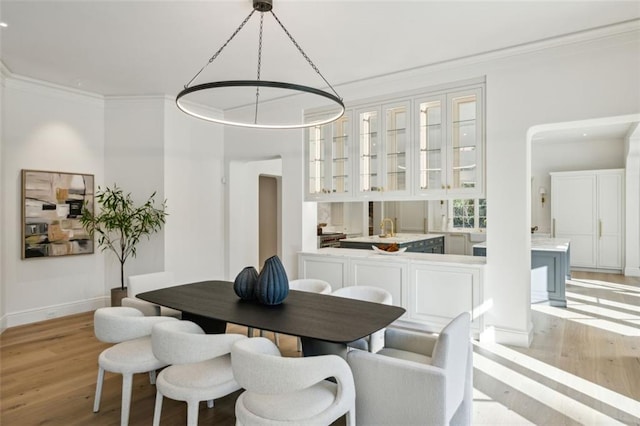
top-left (318, 233), bottom-right (346, 248)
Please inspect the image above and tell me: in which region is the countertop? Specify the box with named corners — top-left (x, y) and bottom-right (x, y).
top-left (300, 247), bottom-right (486, 266)
top-left (473, 236), bottom-right (570, 252)
top-left (339, 233), bottom-right (445, 244)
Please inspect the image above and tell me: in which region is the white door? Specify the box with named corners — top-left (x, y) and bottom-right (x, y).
top-left (597, 172), bottom-right (623, 269)
top-left (552, 174), bottom-right (597, 267)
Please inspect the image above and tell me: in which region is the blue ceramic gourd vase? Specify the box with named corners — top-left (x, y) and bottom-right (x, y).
top-left (233, 266), bottom-right (258, 300)
top-left (256, 255), bottom-right (289, 305)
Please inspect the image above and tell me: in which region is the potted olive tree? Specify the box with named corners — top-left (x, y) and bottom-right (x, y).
top-left (81, 185), bottom-right (168, 306)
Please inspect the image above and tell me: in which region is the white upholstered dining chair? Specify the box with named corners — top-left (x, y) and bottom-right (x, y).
top-left (346, 312), bottom-right (473, 425)
top-left (151, 320), bottom-right (246, 426)
top-left (231, 337), bottom-right (356, 426)
top-left (331, 286), bottom-right (392, 353)
top-left (93, 307), bottom-right (178, 426)
top-left (121, 271), bottom-right (181, 318)
top-left (286, 278), bottom-right (332, 351)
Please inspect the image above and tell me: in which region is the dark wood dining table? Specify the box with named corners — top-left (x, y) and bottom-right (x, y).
top-left (137, 280), bottom-right (405, 357)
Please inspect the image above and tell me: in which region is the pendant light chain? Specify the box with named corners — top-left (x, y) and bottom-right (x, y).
top-left (254, 12), bottom-right (265, 124)
top-left (185, 9), bottom-right (256, 89)
top-left (269, 10), bottom-right (342, 100)
top-left (177, 0), bottom-right (345, 129)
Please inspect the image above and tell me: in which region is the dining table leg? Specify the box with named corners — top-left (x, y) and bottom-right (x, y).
top-left (181, 312), bottom-right (227, 334)
top-left (299, 337), bottom-right (348, 359)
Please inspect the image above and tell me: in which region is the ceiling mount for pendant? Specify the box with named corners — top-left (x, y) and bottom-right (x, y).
top-left (253, 0), bottom-right (273, 12)
top-left (176, 0), bottom-right (344, 130)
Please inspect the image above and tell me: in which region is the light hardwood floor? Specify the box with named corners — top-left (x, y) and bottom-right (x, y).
top-left (1, 271), bottom-right (638, 425)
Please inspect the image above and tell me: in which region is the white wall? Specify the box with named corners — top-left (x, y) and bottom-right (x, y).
top-left (1, 86), bottom-right (226, 329)
top-left (1, 66), bottom-right (6, 328)
top-left (1, 77), bottom-right (106, 327)
top-left (532, 138), bottom-right (625, 233)
top-left (625, 124), bottom-right (640, 276)
top-left (224, 26), bottom-right (640, 346)
top-left (163, 100), bottom-right (225, 283)
top-left (227, 158), bottom-right (282, 278)
top-left (104, 97), bottom-right (166, 287)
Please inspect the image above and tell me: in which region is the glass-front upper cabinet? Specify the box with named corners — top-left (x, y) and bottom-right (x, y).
top-left (416, 95), bottom-right (445, 196)
top-left (357, 107), bottom-right (380, 194)
top-left (448, 88), bottom-right (482, 195)
top-left (415, 87), bottom-right (483, 198)
top-left (304, 111), bottom-right (353, 200)
top-left (356, 101), bottom-right (411, 198)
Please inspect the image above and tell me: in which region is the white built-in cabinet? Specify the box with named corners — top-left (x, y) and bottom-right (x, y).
top-left (298, 250), bottom-right (486, 336)
top-left (551, 169), bottom-right (624, 270)
top-left (356, 100), bottom-right (412, 198)
top-left (414, 87), bottom-right (483, 198)
top-left (305, 111), bottom-right (353, 200)
top-left (304, 81), bottom-right (485, 201)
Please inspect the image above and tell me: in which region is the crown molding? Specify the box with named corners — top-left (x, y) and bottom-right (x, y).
top-left (2, 64), bottom-right (104, 106)
top-left (338, 19), bottom-right (640, 92)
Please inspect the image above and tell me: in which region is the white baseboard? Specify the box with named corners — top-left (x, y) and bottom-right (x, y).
top-left (482, 323), bottom-right (534, 348)
top-left (624, 267), bottom-right (640, 277)
top-left (3, 297), bottom-right (109, 329)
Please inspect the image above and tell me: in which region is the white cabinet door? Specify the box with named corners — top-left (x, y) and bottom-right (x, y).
top-left (298, 255), bottom-right (348, 290)
top-left (552, 173), bottom-right (597, 267)
top-left (597, 172), bottom-right (623, 269)
top-left (349, 259), bottom-right (407, 314)
top-left (397, 201), bottom-right (427, 233)
top-left (408, 263), bottom-right (483, 334)
top-left (551, 169), bottom-right (624, 270)
top-left (444, 233), bottom-right (467, 255)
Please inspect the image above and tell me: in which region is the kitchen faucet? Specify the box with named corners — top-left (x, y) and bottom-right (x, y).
top-left (380, 218), bottom-right (395, 237)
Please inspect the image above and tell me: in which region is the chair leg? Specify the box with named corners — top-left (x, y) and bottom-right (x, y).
top-left (206, 399), bottom-right (214, 408)
top-left (346, 409), bottom-right (356, 426)
top-left (149, 370), bottom-right (156, 385)
top-left (186, 401), bottom-right (199, 426)
top-left (120, 373), bottom-right (133, 426)
top-left (93, 367), bottom-right (105, 412)
top-left (152, 390), bottom-right (163, 426)
top-left (297, 337), bottom-right (302, 352)
top-left (247, 327), bottom-right (254, 337)
top-left (274, 333), bottom-right (280, 347)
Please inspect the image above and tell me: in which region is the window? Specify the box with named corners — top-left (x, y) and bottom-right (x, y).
top-left (451, 198), bottom-right (486, 229)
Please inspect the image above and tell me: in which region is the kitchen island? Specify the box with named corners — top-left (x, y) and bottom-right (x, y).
top-left (473, 237), bottom-right (570, 307)
top-left (298, 247), bottom-right (487, 338)
top-left (339, 233), bottom-right (445, 254)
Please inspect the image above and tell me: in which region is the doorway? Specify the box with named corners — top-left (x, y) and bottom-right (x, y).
top-left (259, 175), bottom-right (280, 267)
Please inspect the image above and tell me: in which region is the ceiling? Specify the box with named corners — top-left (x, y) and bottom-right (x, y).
top-left (1, 0), bottom-right (639, 142)
top-left (2, 0), bottom-right (639, 112)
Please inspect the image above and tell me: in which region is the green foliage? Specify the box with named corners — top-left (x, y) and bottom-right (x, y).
top-left (80, 185), bottom-right (168, 289)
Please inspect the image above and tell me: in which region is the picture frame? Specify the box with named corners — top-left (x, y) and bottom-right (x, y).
top-left (22, 169), bottom-right (95, 258)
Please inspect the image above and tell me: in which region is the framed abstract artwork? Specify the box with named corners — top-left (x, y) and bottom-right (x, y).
top-left (22, 169), bottom-right (95, 258)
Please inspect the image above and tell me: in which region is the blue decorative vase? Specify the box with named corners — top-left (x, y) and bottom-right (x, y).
top-left (256, 255), bottom-right (289, 305)
top-left (234, 266), bottom-right (258, 300)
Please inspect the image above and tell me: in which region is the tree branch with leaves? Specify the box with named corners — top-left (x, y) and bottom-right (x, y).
top-left (80, 185), bottom-right (168, 290)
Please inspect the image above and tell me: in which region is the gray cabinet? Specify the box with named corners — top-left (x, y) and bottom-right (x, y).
top-left (340, 236), bottom-right (444, 254)
top-left (473, 242), bottom-right (570, 307)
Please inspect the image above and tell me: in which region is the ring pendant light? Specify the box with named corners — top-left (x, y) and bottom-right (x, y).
top-left (176, 0), bottom-right (345, 129)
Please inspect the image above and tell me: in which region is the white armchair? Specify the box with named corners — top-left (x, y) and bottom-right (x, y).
top-left (231, 337), bottom-right (356, 426)
top-left (93, 307), bottom-right (178, 426)
top-left (346, 312), bottom-right (473, 426)
top-left (121, 271), bottom-right (181, 317)
top-left (332, 286), bottom-right (392, 353)
top-left (150, 320), bottom-right (246, 426)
